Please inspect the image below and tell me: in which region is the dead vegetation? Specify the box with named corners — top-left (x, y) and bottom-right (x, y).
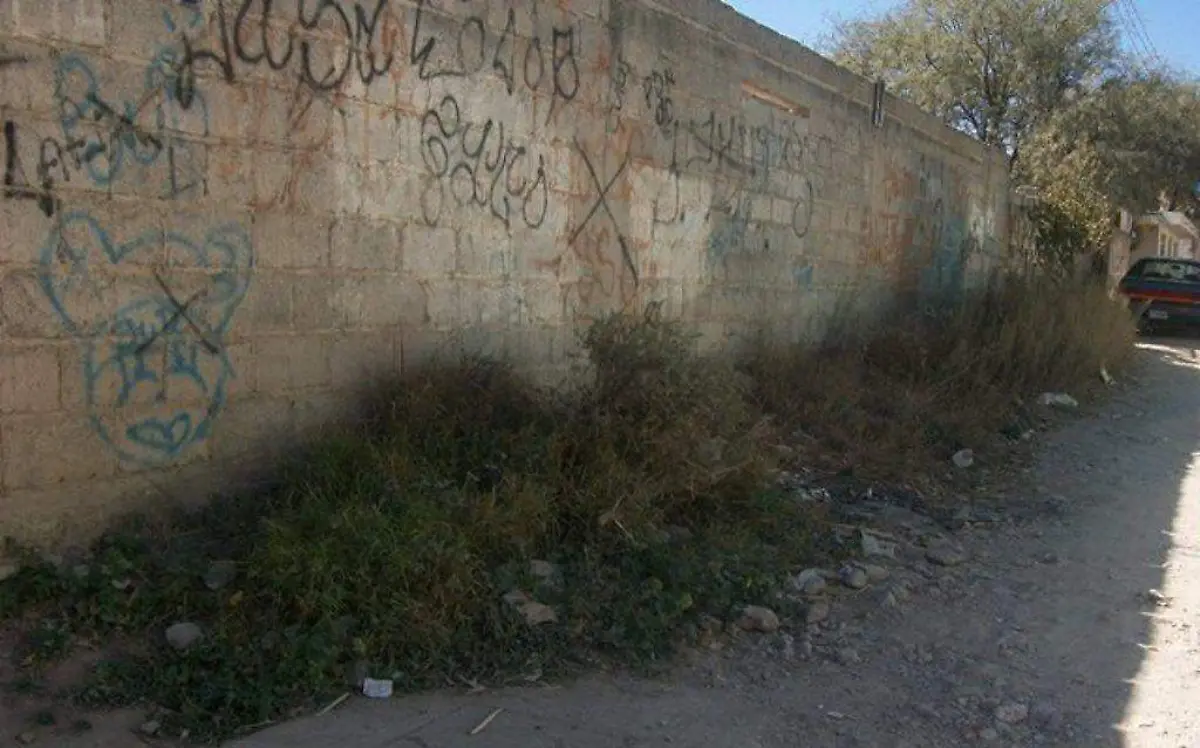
top-left (0, 274), bottom-right (1136, 743)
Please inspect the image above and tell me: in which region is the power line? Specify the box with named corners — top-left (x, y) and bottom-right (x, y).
top-left (1120, 0), bottom-right (1164, 68)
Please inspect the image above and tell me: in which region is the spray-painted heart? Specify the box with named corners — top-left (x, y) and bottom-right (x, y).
top-left (39, 211), bottom-right (253, 465)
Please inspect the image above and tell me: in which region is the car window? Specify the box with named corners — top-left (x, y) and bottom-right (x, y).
top-left (1137, 260), bottom-right (1200, 283)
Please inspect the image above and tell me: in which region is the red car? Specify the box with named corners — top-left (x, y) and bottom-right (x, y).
top-left (1117, 257), bottom-right (1200, 333)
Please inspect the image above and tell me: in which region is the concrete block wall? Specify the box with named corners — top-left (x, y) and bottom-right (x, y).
top-left (0, 0), bottom-right (1013, 546)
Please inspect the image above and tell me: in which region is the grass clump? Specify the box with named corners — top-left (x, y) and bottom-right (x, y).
top-left (0, 277), bottom-right (1136, 741)
top-left (744, 274), bottom-right (1136, 482)
top-left (0, 308), bottom-right (821, 743)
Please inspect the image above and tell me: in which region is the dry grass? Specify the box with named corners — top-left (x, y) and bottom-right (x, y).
top-left (0, 274), bottom-right (1135, 742)
top-left (744, 274), bottom-right (1136, 482)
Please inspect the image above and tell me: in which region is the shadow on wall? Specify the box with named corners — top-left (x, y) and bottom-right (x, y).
top-left (864, 151), bottom-right (1006, 309)
top-left (1, 322), bottom-right (575, 548)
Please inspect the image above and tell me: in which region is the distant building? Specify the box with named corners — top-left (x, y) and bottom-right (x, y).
top-left (1108, 210), bottom-right (1200, 286)
top-left (1132, 211), bottom-right (1200, 263)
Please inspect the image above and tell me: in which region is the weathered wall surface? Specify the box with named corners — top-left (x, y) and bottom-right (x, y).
top-left (0, 0), bottom-right (1012, 544)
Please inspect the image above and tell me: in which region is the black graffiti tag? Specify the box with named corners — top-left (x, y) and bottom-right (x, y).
top-left (569, 139), bottom-right (638, 289)
top-left (419, 95), bottom-right (548, 231)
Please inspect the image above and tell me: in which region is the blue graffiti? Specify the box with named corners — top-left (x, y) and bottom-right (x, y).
top-left (919, 214), bottom-right (972, 304)
top-left (39, 212), bottom-right (253, 465)
top-left (53, 5), bottom-right (209, 196)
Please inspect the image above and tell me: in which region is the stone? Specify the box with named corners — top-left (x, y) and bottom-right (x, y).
top-left (738, 605), bottom-right (781, 634)
top-left (16, 731), bottom-right (36, 745)
top-left (839, 564), bottom-right (870, 590)
top-left (953, 449), bottom-right (975, 469)
top-left (863, 564), bottom-right (890, 583)
top-left (503, 590), bottom-right (558, 626)
top-left (995, 702), bottom-right (1029, 724)
top-left (926, 544), bottom-right (968, 567)
top-left (1038, 392), bottom-right (1079, 409)
top-left (861, 530), bottom-right (898, 559)
top-left (204, 560), bottom-right (238, 591)
top-left (979, 727), bottom-right (1000, 742)
top-left (529, 560), bottom-right (561, 588)
top-left (837, 647), bottom-right (861, 665)
top-left (165, 622), bottom-right (203, 651)
top-left (362, 678), bottom-right (393, 699)
top-left (792, 568), bottom-right (828, 597)
top-left (1030, 702), bottom-right (1062, 730)
top-left (139, 721), bottom-right (161, 736)
top-left (0, 561), bottom-right (19, 583)
top-left (804, 599), bottom-right (831, 625)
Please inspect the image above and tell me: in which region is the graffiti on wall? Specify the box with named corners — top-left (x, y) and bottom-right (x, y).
top-left (39, 213), bottom-right (253, 464)
top-left (418, 94), bottom-right (550, 231)
top-left (864, 157), bottom-right (977, 301)
top-left (1, 3), bottom-right (250, 466)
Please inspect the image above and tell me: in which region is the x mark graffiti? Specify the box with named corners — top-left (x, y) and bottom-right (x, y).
top-left (568, 138), bottom-right (639, 288)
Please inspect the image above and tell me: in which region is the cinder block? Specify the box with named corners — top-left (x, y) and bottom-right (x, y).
top-left (207, 144), bottom-right (256, 207)
top-left (290, 274), bottom-right (338, 332)
top-left (240, 273), bottom-right (294, 334)
top-left (334, 275), bottom-right (429, 329)
top-left (402, 223), bottom-right (459, 278)
top-left (210, 395), bottom-right (296, 464)
top-left (0, 269), bottom-right (65, 339)
top-left (253, 334), bottom-right (333, 392)
top-left (253, 211), bottom-right (331, 269)
top-left (1, 412), bottom-right (118, 489)
top-left (0, 475), bottom-right (159, 548)
top-left (330, 330), bottom-right (399, 390)
top-left (0, 345), bottom-right (61, 413)
top-left (59, 0), bottom-right (106, 45)
top-left (108, 0), bottom-right (185, 63)
top-left (331, 218), bottom-right (401, 271)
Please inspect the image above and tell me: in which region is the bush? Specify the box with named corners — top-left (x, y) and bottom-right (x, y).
top-left (0, 280), bottom-right (1134, 741)
top-left (744, 273), bottom-right (1135, 481)
top-left (2, 308), bottom-right (820, 743)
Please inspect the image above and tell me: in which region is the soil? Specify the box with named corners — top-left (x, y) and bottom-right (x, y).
top-left (5, 339), bottom-right (1199, 748)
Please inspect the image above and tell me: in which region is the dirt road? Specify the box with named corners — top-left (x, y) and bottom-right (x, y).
top-left (222, 341), bottom-right (1200, 748)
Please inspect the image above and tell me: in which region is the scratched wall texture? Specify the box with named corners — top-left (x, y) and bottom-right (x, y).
top-left (0, 0), bottom-right (1012, 544)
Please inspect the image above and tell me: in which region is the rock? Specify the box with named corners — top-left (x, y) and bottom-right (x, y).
top-left (204, 560), bottom-right (238, 591)
top-left (1038, 392), bottom-right (1079, 409)
top-left (995, 702), bottom-right (1029, 724)
top-left (837, 647), bottom-right (861, 665)
top-left (863, 564), bottom-right (890, 583)
top-left (1030, 702), bottom-right (1062, 730)
top-left (738, 605), bottom-right (781, 634)
top-left (914, 704), bottom-right (940, 721)
top-left (16, 731), bottom-right (36, 745)
top-left (139, 721), bottom-right (161, 736)
top-left (804, 599), bottom-right (831, 625)
top-left (879, 582), bottom-right (911, 609)
top-left (165, 622), bottom-right (203, 651)
top-left (504, 591), bottom-right (558, 626)
top-left (926, 544), bottom-right (968, 567)
top-left (799, 636), bottom-right (814, 658)
top-left (979, 727), bottom-right (1000, 742)
top-left (839, 565), bottom-right (869, 590)
top-left (362, 678), bottom-right (393, 699)
top-left (952, 449), bottom-right (976, 469)
top-left (861, 530), bottom-right (898, 559)
top-left (529, 560), bottom-right (561, 589)
top-left (791, 569), bottom-right (828, 597)
top-left (0, 561), bottom-right (19, 583)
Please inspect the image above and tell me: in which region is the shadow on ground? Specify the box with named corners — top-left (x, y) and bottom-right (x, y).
top-left (212, 342), bottom-right (1199, 748)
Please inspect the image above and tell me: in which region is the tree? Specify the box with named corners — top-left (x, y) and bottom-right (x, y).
top-left (832, 0), bottom-right (1200, 271)
top-left (832, 0), bottom-right (1119, 169)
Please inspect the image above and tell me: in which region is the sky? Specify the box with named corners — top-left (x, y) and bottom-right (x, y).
top-left (723, 0), bottom-right (1200, 78)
